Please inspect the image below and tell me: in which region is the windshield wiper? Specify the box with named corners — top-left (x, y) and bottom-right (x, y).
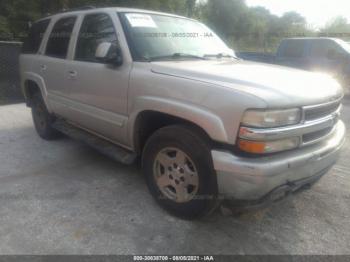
top-left (204, 53), bottom-right (238, 59)
top-left (148, 53), bottom-right (207, 61)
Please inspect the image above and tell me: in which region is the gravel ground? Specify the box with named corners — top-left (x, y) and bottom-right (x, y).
top-left (0, 102), bottom-right (349, 255)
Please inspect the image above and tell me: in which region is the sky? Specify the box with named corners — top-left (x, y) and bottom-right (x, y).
top-left (246, 0), bottom-right (350, 29)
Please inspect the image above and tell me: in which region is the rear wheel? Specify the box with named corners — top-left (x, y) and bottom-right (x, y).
top-left (142, 125), bottom-right (219, 219)
top-left (31, 92), bottom-right (61, 140)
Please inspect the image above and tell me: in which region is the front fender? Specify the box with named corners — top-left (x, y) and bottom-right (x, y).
top-left (127, 96), bottom-right (228, 147)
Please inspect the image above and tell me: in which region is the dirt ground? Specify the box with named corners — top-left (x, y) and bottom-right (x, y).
top-left (0, 102), bottom-right (349, 255)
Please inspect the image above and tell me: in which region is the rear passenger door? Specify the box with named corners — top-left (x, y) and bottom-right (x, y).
top-left (65, 13), bottom-right (131, 144)
top-left (39, 16), bottom-right (77, 118)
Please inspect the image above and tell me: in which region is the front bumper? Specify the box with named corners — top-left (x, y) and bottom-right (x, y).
top-left (212, 121), bottom-right (346, 200)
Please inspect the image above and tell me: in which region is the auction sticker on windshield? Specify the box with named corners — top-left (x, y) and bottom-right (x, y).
top-left (126, 13), bottom-right (157, 28)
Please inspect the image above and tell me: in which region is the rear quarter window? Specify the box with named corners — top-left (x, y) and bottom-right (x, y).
top-left (22, 19), bottom-right (51, 54)
top-left (45, 16), bottom-right (77, 59)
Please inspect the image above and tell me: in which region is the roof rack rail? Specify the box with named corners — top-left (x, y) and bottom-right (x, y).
top-left (43, 5), bottom-right (96, 17)
top-left (60, 5), bottom-right (96, 13)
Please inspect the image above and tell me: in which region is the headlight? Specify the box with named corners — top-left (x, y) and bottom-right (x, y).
top-left (238, 137), bottom-right (300, 154)
top-left (241, 108), bottom-right (301, 128)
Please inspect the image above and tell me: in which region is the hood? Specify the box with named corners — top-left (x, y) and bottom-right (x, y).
top-left (151, 60), bottom-right (343, 107)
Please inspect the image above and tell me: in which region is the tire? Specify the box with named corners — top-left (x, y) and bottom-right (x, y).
top-left (31, 92), bottom-right (61, 140)
top-left (142, 125), bottom-right (219, 219)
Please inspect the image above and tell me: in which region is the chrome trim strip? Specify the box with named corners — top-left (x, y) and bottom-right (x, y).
top-left (302, 99), bottom-right (342, 122)
top-left (302, 97), bottom-right (342, 111)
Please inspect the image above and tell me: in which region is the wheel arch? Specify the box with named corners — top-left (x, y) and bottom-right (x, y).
top-left (128, 97), bottom-right (229, 154)
top-left (22, 72), bottom-right (49, 108)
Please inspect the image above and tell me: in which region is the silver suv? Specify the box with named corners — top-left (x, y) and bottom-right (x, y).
top-left (20, 7), bottom-right (345, 219)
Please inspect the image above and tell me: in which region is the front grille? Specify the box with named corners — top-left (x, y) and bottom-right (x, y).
top-left (301, 99), bottom-right (341, 145)
top-left (304, 101), bottom-right (341, 121)
top-left (303, 127), bottom-right (333, 144)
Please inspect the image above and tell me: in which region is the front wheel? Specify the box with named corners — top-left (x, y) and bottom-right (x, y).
top-left (142, 125), bottom-right (219, 219)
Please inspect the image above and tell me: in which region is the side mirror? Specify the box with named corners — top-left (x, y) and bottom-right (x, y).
top-left (95, 42), bottom-right (123, 66)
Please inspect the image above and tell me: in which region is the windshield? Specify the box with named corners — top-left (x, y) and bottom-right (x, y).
top-left (334, 39), bottom-right (350, 53)
top-left (119, 13), bottom-right (235, 61)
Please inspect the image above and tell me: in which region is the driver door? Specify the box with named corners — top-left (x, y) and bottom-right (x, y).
top-left (65, 12), bottom-right (131, 144)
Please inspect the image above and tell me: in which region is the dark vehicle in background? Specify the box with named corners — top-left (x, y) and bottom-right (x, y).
top-left (238, 38), bottom-right (350, 90)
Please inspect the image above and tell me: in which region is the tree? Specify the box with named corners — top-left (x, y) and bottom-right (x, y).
top-left (320, 16), bottom-right (350, 39)
top-left (0, 16), bottom-right (11, 40)
top-left (198, 0), bottom-right (311, 52)
top-left (279, 11), bottom-right (308, 37)
top-left (200, 0), bottom-right (253, 50)
top-left (0, 0), bottom-right (316, 52)
top-left (0, 0), bottom-right (195, 40)
top-left (246, 7), bottom-right (271, 51)
top-left (186, 0), bottom-right (196, 17)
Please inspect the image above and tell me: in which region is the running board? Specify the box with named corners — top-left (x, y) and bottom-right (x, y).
top-left (52, 120), bottom-right (137, 165)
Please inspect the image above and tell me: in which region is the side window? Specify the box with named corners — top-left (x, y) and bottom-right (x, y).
top-left (75, 13), bottom-right (117, 62)
top-left (282, 40), bottom-right (305, 58)
top-left (310, 40), bottom-right (343, 59)
top-left (22, 19), bottom-right (51, 54)
top-left (46, 16), bottom-right (77, 59)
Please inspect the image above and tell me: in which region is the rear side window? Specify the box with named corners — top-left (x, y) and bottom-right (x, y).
top-left (75, 13), bottom-right (117, 62)
top-left (281, 40), bottom-right (305, 58)
top-left (46, 16), bottom-right (77, 59)
top-left (22, 19), bottom-right (51, 54)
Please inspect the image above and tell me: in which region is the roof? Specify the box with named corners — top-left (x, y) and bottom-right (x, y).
top-left (41, 6), bottom-right (188, 21)
top-left (282, 37), bottom-right (340, 41)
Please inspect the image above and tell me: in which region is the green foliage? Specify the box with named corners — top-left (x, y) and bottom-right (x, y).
top-left (198, 1), bottom-right (313, 52)
top-left (0, 0), bottom-right (194, 40)
top-left (320, 16), bottom-right (350, 41)
top-left (0, 0), bottom-right (347, 51)
top-left (0, 16), bottom-right (11, 40)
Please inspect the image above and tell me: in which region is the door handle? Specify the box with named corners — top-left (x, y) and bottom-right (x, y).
top-left (68, 70), bottom-right (78, 79)
top-left (40, 65), bottom-right (47, 71)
